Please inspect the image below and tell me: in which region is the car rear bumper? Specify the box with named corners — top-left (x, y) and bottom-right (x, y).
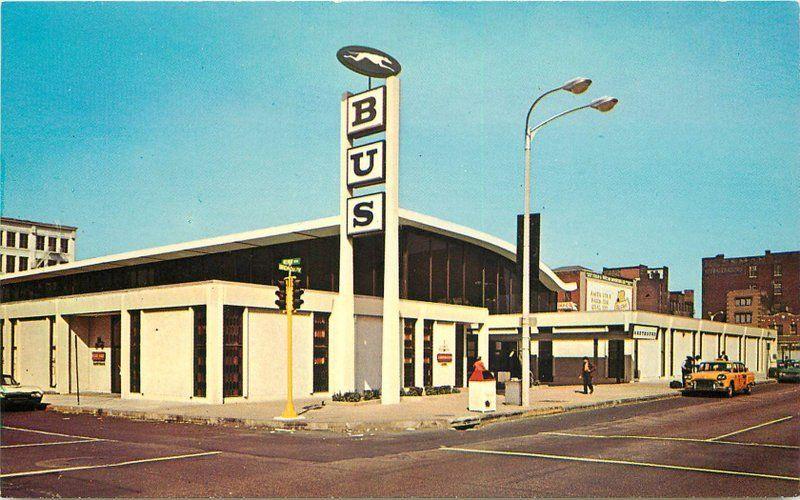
top-left (778, 373), bottom-right (800, 382)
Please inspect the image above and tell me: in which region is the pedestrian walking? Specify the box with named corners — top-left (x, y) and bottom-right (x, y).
top-left (579, 356), bottom-right (595, 394)
top-left (719, 351), bottom-right (729, 361)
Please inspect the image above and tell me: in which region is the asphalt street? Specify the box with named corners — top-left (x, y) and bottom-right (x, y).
top-left (1, 382), bottom-right (798, 497)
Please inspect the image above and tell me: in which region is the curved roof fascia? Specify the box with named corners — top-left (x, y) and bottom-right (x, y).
top-left (1, 210), bottom-right (576, 293)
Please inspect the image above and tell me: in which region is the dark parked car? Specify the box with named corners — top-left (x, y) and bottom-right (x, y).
top-left (770, 359), bottom-right (799, 379)
top-left (778, 361), bottom-right (800, 383)
top-left (0, 374), bottom-right (43, 409)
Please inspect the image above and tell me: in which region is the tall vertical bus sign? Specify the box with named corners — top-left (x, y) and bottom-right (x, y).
top-left (339, 45), bottom-right (402, 404)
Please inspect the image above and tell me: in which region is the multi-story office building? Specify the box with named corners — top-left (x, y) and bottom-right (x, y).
top-left (703, 251), bottom-right (799, 320)
top-left (703, 250), bottom-right (799, 359)
top-left (0, 217), bottom-right (77, 275)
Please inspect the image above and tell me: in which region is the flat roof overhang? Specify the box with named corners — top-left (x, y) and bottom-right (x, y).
top-left (1, 209), bottom-right (576, 294)
top-left (486, 310), bottom-right (777, 339)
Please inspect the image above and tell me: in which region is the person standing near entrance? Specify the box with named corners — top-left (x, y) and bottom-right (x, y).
top-left (682, 356), bottom-right (694, 385)
top-left (470, 356), bottom-right (488, 380)
top-left (579, 356), bottom-right (595, 394)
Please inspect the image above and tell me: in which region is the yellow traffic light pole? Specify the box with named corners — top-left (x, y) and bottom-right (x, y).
top-left (280, 273), bottom-right (299, 419)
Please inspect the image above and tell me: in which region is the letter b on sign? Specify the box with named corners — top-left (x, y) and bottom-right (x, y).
top-left (347, 192), bottom-right (385, 236)
top-left (347, 87), bottom-right (386, 140)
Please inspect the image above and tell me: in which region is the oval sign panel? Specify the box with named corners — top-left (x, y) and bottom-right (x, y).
top-left (337, 46), bottom-right (402, 78)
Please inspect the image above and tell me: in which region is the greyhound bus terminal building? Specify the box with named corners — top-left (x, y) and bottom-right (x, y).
top-left (0, 209), bottom-right (776, 404)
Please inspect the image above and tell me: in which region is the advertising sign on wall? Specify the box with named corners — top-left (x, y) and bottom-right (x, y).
top-left (633, 325), bottom-right (658, 340)
top-left (585, 272), bottom-right (634, 312)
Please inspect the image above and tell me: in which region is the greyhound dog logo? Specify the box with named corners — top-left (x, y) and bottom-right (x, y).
top-left (337, 46), bottom-right (402, 78)
top-left (342, 50), bottom-right (397, 71)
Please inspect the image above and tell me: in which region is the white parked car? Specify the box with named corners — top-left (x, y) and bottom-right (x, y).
top-left (1, 374), bottom-right (43, 409)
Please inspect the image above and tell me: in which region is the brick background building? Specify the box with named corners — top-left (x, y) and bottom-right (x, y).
top-left (669, 289), bottom-right (695, 317)
top-left (603, 265), bottom-right (670, 314)
top-left (725, 289), bottom-right (768, 326)
top-left (702, 250), bottom-right (800, 321)
top-left (703, 250), bottom-right (800, 359)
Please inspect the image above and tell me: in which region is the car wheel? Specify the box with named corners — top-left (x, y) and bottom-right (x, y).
top-left (725, 384), bottom-right (734, 398)
top-left (743, 384), bottom-right (752, 395)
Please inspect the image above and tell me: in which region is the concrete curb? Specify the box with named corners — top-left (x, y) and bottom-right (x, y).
top-left (47, 380), bottom-right (777, 435)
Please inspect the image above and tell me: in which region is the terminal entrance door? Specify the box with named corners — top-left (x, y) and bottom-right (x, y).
top-left (403, 319), bottom-right (416, 388)
top-left (110, 315), bottom-right (121, 394)
top-left (313, 313), bottom-right (329, 393)
top-left (538, 340), bottom-right (553, 383)
top-left (223, 306), bottom-right (243, 398)
top-left (608, 339), bottom-right (625, 382)
top-left (455, 324), bottom-right (465, 387)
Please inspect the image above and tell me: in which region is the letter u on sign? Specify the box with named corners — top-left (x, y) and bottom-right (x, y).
top-left (347, 86), bottom-right (386, 140)
top-left (347, 140), bottom-right (386, 188)
top-left (347, 192), bottom-right (385, 236)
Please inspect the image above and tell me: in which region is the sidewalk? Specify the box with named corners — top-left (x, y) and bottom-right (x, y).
top-left (41, 381), bottom-right (698, 434)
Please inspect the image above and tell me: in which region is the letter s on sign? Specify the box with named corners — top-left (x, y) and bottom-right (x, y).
top-left (346, 192), bottom-right (385, 237)
top-left (352, 201), bottom-right (374, 227)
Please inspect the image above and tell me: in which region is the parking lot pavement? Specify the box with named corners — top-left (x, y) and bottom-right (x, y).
top-left (1, 383), bottom-right (798, 497)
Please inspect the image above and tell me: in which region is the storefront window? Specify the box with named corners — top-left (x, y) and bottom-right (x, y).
top-left (430, 238), bottom-right (447, 302)
top-left (447, 241), bottom-right (464, 305)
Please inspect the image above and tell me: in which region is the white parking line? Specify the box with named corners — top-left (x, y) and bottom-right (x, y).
top-left (1, 439), bottom-right (106, 449)
top-left (542, 431), bottom-right (800, 450)
top-left (440, 446), bottom-right (800, 483)
top-left (0, 451), bottom-right (222, 479)
top-left (1, 426), bottom-right (115, 442)
top-left (709, 415), bottom-right (794, 441)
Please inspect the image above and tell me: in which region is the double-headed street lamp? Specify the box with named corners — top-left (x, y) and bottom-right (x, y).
top-left (520, 80), bottom-right (618, 407)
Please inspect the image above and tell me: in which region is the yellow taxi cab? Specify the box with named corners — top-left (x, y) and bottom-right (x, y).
top-left (684, 360), bottom-right (755, 397)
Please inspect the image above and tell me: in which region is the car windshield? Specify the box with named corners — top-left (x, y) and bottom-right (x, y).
top-left (1, 375), bottom-right (19, 385)
top-left (698, 362), bottom-right (730, 372)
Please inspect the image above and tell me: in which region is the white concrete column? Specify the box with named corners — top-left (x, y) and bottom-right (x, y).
top-left (205, 285), bottom-right (225, 404)
top-left (54, 313), bottom-right (71, 394)
top-left (414, 318), bottom-right (424, 388)
top-left (381, 76), bottom-right (401, 405)
top-left (120, 308), bottom-right (131, 398)
top-left (330, 92), bottom-right (356, 395)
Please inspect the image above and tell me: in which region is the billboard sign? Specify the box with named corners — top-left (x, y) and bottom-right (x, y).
top-left (585, 272), bottom-right (634, 311)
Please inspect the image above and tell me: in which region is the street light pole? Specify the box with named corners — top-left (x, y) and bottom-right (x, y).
top-left (521, 93), bottom-right (617, 408)
top-left (520, 78), bottom-right (592, 408)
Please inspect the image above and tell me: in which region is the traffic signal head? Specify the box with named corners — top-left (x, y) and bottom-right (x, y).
top-left (275, 279), bottom-right (288, 311)
top-left (292, 279), bottom-right (304, 311)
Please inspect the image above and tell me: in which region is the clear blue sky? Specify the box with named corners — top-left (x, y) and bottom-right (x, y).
top-left (2, 2), bottom-right (798, 304)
